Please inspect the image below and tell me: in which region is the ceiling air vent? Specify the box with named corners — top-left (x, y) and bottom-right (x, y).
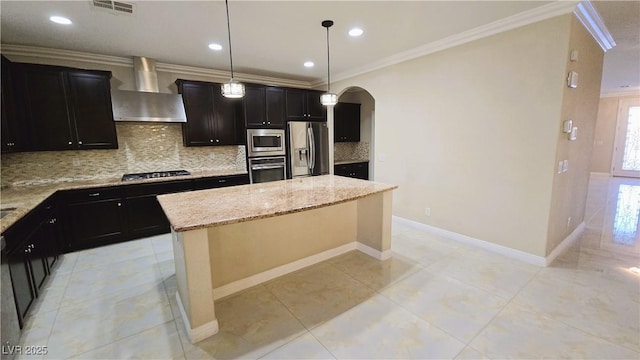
top-left (92, 0), bottom-right (134, 15)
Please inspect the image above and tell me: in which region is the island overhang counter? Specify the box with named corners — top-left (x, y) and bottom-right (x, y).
top-left (157, 174), bottom-right (397, 343)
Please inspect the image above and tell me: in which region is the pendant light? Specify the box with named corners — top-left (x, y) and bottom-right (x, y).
top-left (221, 0), bottom-right (244, 98)
top-left (320, 20), bottom-right (337, 106)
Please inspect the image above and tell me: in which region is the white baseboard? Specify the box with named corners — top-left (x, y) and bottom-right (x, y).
top-left (212, 242), bottom-right (358, 300)
top-left (590, 172), bottom-right (611, 178)
top-left (545, 222), bottom-right (585, 266)
top-left (357, 243), bottom-right (392, 260)
top-left (393, 216), bottom-right (586, 267)
top-left (211, 241), bottom-right (390, 300)
top-left (392, 216), bottom-right (547, 267)
top-left (175, 292), bottom-right (219, 344)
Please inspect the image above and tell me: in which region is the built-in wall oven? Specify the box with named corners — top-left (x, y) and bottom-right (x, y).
top-left (248, 156), bottom-right (286, 184)
top-left (246, 129), bottom-right (286, 184)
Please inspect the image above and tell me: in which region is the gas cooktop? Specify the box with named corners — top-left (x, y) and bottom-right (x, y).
top-left (121, 170), bottom-right (191, 182)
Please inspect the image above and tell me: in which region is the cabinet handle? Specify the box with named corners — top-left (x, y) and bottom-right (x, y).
top-left (117, 202), bottom-right (122, 207)
top-left (49, 218), bottom-right (56, 224)
top-left (262, 122), bottom-right (266, 125)
top-left (25, 248), bottom-right (31, 254)
top-left (88, 192), bottom-right (100, 197)
top-left (28, 244), bottom-right (34, 249)
top-left (78, 141), bottom-right (83, 145)
top-left (267, 122), bottom-right (271, 125)
top-left (218, 179), bottom-right (227, 183)
top-left (68, 141), bottom-right (73, 145)
top-left (210, 139), bottom-right (214, 143)
top-left (216, 139), bottom-right (220, 143)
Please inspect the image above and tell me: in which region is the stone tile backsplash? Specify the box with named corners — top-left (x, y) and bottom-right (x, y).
top-left (1, 123), bottom-right (246, 187)
top-left (334, 142), bottom-right (369, 162)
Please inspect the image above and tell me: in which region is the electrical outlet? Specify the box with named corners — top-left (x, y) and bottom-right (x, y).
top-left (424, 208), bottom-right (431, 217)
top-left (72, 158), bottom-right (81, 166)
top-left (562, 160), bottom-right (569, 172)
top-left (209, 152), bottom-right (216, 160)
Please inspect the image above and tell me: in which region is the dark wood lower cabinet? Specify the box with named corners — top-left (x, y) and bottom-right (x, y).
top-left (3, 174), bottom-right (249, 327)
top-left (124, 179), bottom-right (193, 239)
top-left (4, 197), bottom-right (61, 328)
top-left (334, 162), bottom-right (369, 180)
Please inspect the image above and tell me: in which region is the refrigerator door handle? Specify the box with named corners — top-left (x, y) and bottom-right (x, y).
top-left (308, 127), bottom-right (315, 172)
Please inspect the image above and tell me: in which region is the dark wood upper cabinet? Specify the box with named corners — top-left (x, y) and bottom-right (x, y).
top-left (66, 70), bottom-right (118, 149)
top-left (176, 79), bottom-right (244, 146)
top-left (285, 89), bottom-right (326, 121)
top-left (12, 63), bottom-right (117, 151)
top-left (334, 102), bottom-right (361, 142)
top-left (244, 85), bottom-right (285, 128)
top-left (1, 56), bottom-right (29, 153)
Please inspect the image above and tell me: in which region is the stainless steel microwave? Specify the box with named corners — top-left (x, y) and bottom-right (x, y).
top-left (246, 129), bottom-right (285, 157)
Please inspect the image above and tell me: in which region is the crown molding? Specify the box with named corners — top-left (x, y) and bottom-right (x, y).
top-left (600, 88), bottom-right (640, 98)
top-left (1, 43), bottom-right (311, 89)
top-left (317, 0), bottom-right (580, 87)
top-left (0, 44), bottom-right (133, 67)
top-left (155, 62), bottom-right (310, 89)
top-left (573, 0), bottom-right (615, 52)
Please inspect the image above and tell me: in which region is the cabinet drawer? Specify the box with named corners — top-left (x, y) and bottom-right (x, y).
top-left (193, 174), bottom-right (249, 190)
top-left (63, 186), bottom-right (123, 203)
top-left (124, 180), bottom-right (193, 197)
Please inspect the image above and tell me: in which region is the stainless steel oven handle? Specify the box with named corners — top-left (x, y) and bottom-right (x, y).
top-left (251, 164), bottom-right (285, 170)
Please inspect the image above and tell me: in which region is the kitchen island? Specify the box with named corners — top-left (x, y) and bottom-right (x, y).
top-left (157, 175), bottom-right (397, 343)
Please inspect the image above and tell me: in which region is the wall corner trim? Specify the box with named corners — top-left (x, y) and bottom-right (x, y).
top-left (544, 222), bottom-right (586, 266)
top-left (392, 216), bottom-right (547, 267)
top-left (573, 0), bottom-right (616, 51)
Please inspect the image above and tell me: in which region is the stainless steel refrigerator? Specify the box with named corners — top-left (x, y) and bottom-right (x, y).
top-left (288, 121), bottom-right (330, 178)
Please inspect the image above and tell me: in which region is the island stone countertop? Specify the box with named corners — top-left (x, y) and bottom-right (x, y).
top-left (0, 169), bottom-right (247, 233)
top-left (157, 174), bottom-right (398, 232)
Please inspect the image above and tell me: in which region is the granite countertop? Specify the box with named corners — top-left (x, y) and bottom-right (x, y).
top-left (0, 169), bottom-right (247, 233)
top-left (157, 174), bottom-right (397, 232)
top-left (334, 159), bottom-right (370, 165)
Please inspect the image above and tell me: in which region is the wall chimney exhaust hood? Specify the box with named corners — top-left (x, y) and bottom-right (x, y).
top-left (112, 57), bottom-right (187, 123)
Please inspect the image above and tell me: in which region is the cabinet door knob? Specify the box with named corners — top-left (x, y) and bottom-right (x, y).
top-left (267, 122), bottom-right (271, 125)
top-left (78, 141), bottom-right (83, 145)
top-left (68, 141), bottom-right (73, 145)
top-left (117, 202), bottom-right (122, 207)
top-left (216, 139), bottom-right (220, 143)
top-left (262, 122), bottom-right (266, 125)
top-left (210, 139), bottom-right (214, 143)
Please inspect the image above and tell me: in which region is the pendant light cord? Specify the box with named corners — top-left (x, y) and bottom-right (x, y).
top-left (326, 26), bottom-right (331, 92)
top-left (225, 0), bottom-right (235, 79)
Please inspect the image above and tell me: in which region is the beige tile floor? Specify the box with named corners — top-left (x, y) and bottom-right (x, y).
top-left (15, 175), bottom-right (640, 359)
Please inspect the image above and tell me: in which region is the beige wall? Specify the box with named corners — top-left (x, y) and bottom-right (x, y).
top-left (332, 15), bottom-right (595, 257)
top-left (591, 94), bottom-right (640, 173)
top-left (546, 16), bottom-right (604, 255)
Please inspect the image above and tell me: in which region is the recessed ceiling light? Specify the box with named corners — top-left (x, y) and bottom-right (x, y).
top-left (49, 16), bottom-right (72, 25)
top-left (304, 61), bottom-right (314, 68)
top-left (348, 27), bottom-right (363, 37)
top-left (208, 43), bottom-right (223, 51)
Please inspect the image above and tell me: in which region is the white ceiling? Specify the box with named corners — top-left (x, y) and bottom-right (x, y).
top-left (1, 1), bottom-right (637, 94)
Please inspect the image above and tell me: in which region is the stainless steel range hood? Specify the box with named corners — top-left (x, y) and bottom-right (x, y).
top-left (112, 57), bottom-right (187, 123)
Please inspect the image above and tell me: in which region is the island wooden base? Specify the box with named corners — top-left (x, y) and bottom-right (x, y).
top-left (172, 190), bottom-right (393, 344)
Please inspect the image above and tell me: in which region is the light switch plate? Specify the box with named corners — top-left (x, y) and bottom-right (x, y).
top-left (567, 71), bottom-right (579, 88)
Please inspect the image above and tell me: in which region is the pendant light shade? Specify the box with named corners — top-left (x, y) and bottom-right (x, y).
top-left (221, 0), bottom-right (244, 98)
top-left (321, 20), bottom-right (337, 106)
